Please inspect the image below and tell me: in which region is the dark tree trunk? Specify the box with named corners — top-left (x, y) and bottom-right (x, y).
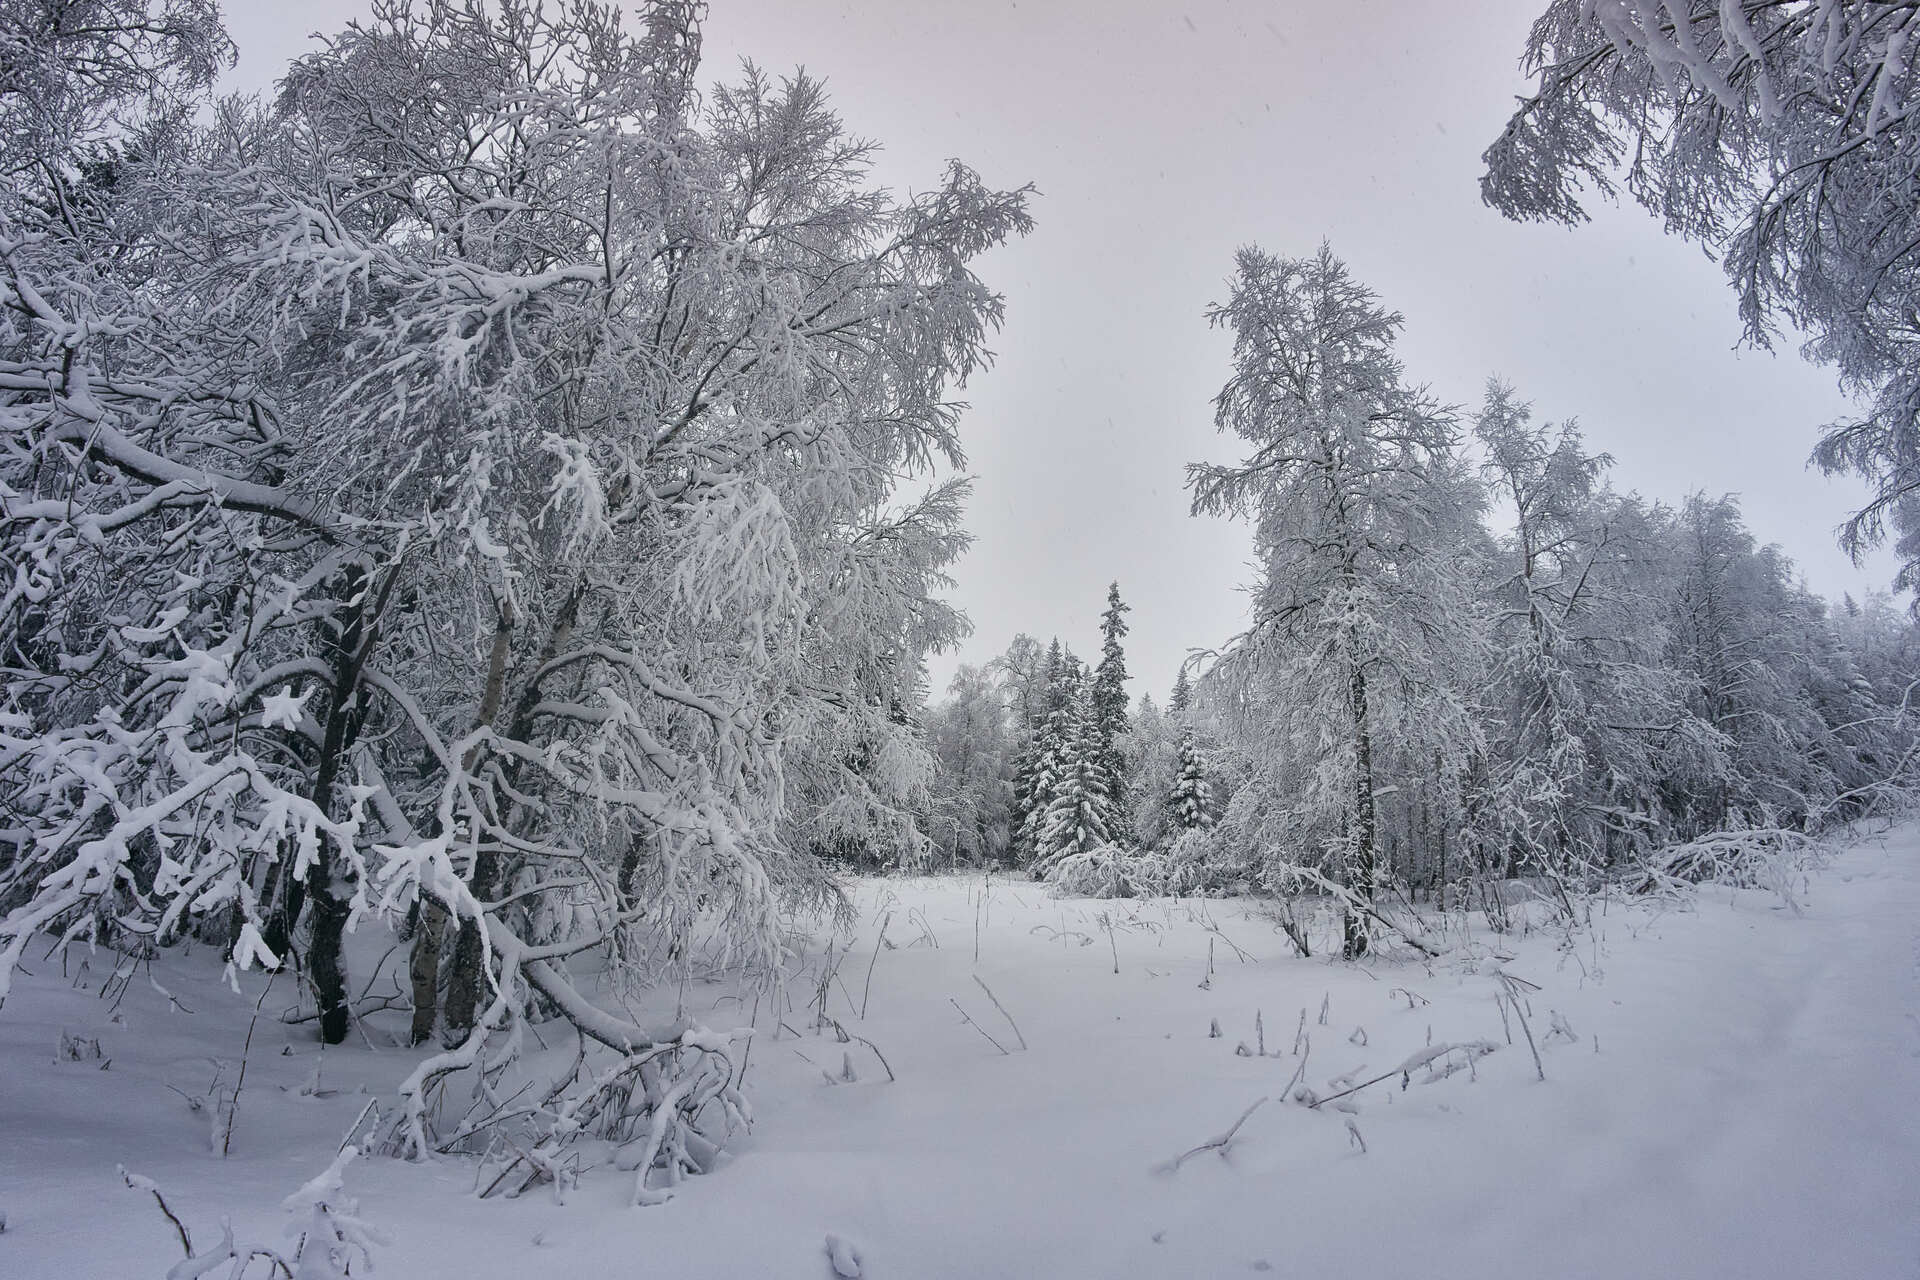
top-left (432, 603), bottom-right (515, 1044)
top-left (440, 582), bottom-right (582, 1042)
top-left (1344, 663), bottom-right (1377, 960)
top-left (305, 563), bottom-right (398, 1044)
top-left (440, 849), bottom-right (496, 1040)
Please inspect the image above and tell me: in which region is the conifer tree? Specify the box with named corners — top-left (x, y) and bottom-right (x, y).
top-left (1034, 687), bottom-right (1115, 875)
top-left (1092, 583), bottom-right (1133, 835)
top-left (1170, 666), bottom-right (1193, 713)
top-left (1010, 639), bottom-right (1064, 857)
top-left (1014, 644), bottom-right (1080, 862)
top-left (1166, 728), bottom-right (1214, 833)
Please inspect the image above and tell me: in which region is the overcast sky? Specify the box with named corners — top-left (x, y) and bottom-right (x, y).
top-left (224, 0), bottom-right (1903, 706)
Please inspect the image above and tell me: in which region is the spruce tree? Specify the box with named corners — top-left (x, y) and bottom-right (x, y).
top-left (1034, 687), bottom-right (1115, 875)
top-left (1166, 728), bottom-right (1213, 832)
top-left (1092, 583), bottom-right (1133, 835)
top-left (1011, 639), bottom-right (1065, 858)
top-left (1170, 666), bottom-right (1192, 713)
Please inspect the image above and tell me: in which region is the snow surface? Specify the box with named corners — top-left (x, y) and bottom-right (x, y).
top-left (3, 827), bottom-right (1917, 1278)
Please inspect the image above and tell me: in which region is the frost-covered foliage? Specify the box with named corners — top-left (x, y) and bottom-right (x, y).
top-left (1090, 583), bottom-right (1133, 831)
top-left (1183, 243), bottom-right (1920, 940)
top-left (1165, 728), bottom-right (1214, 835)
top-left (1484, 0), bottom-right (1920, 586)
top-left (0, 0), bottom-right (1030, 1181)
top-left (122, 1147), bottom-right (385, 1279)
top-left (924, 664), bottom-right (1014, 866)
top-left (1033, 685), bottom-right (1117, 874)
top-left (1121, 693), bottom-right (1180, 850)
top-left (1042, 843), bottom-right (1163, 899)
top-left (1474, 381), bottom-right (1724, 890)
top-left (1189, 244), bottom-right (1486, 956)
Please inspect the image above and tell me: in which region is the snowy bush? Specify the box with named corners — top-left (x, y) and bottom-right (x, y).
top-left (1044, 844), bottom-right (1165, 899)
top-left (1632, 828), bottom-right (1827, 915)
top-left (121, 1147), bottom-right (384, 1279)
top-left (1162, 828), bottom-right (1255, 897)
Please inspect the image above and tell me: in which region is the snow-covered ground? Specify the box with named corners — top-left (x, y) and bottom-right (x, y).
top-left (4, 825), bottom-right (1917, 1279)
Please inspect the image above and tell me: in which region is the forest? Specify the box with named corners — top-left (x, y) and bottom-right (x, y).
top-left (1, 3), bottom-right (1916, 1278)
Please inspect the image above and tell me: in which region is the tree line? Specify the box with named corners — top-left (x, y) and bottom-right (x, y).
top-left (925, 245), bottom-right (1919, 955)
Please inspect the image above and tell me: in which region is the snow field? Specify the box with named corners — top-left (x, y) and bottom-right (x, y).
top-left (3, 828), bottom-right (1917, 1278)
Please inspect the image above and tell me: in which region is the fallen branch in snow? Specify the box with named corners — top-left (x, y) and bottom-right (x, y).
top-left (119, 1166), bottom-right (191, 1257)
top-left (972, 975), bottom-right (1028, 1050)
top-left (120, 1153), bottom-right (382, 1280)
top-left (949, 997), bottom-right (1010, 1055)
top-left (1630, 828), bottom-right (1825, 914)
top-left (1307, 1042), bottom-right (1499, 1110)
top-left (827, 1019), bottom-right (897, 1082)
top-left (1155, 1096), bottom-right (1270, 1174)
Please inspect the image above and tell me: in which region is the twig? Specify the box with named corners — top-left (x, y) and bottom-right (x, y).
top-left (829, 1019), bottom-right (896, 1082)
top-left (974, 868), bottom-right (990, 963)
top-left (355, 943), bottom-right (403, 1003)
top-left (339, 1098), bottom-right (380, 1156)
top-left (119, 1167), bottom-right (191, 1257)
top-left (971, 975), bottom-right (1027, 1050)
top-left (1156, 1096), bottom-right (1270, 1173)
top-left (948, 998), bottom-right (1009, 1055)
top-left (1283, 1033), bottom-right (1311, 1099)
top-left (1504, 993), bottom-right (1544, 1081)
top-left (859, 914), bottom-right (889, 1019)
top-left (224, 969), bottom-right (276, 1157)
top-left (1203, 921), bottom-right (1255, 963)
top-left (1307, 1065), bottom-right (1402, 1109)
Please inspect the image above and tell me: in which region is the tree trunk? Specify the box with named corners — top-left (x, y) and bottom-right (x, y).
top-left (307, 864), bottom-right (352, 1045)
top-left (407, 897), bottom-right (446, 1046)
top-left (430, 599), bottom-right (516, 1044)
top-left (1344, 663), bottom-right (1377, 960)
top-left (306, 562), bottom-right (398, 1045)
top-left (441, 848), bottom-right (496, 1040)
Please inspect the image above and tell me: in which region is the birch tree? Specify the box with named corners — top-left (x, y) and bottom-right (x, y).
top-left (1189, 244), bottom-right (1481, 957)
top-left (1, 0), bottom-right (1032, 1187)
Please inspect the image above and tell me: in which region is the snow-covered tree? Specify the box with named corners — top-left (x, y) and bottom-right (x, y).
top-left (1, 0), bottom-right (1032, 1181)
top-left (1091, 583), bottom-right (1132, 831)
top-left (1484, 0), bottom-right (1920, 587)
top-left (1012, 640), bottom-right (1084, 861)
top-left (1474, 380), bottom-right (1722, 889)
top-left (1188, 244), bottom-right (1484, 957)
top-left (1121, 692), bottom-right (1179, 849)
top-left (1032, 687), bottom-right (1115, 876)
top-left (1166, 728), bottom-right (1214, 834)
top-left (925, 664), bottom-right (1014, 866)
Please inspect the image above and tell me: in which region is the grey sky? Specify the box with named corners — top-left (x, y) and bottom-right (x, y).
top-left (224, 0), bottom-right (1901, 705)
